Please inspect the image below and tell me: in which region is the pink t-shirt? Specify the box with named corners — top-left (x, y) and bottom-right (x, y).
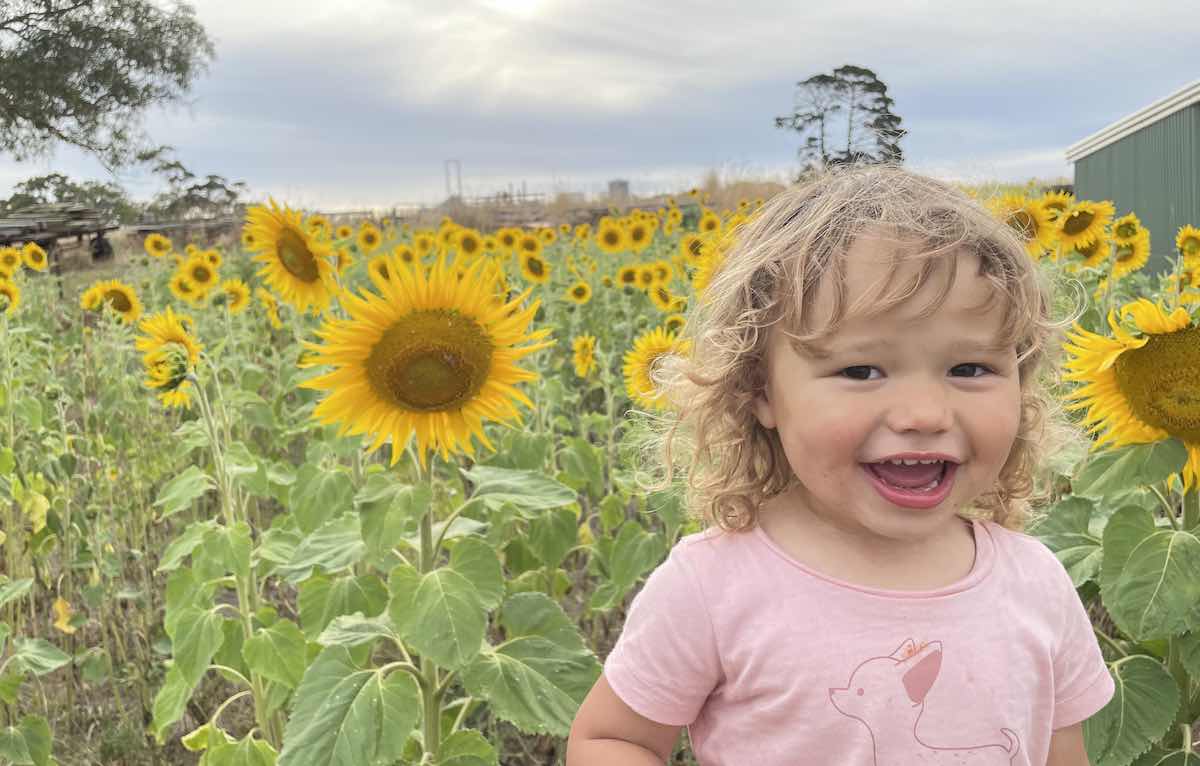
top-left (604, 518), bottom-right (1114, 765)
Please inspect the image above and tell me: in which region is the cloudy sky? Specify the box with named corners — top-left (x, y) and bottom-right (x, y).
top-left (2, 0), bottom-right (1197, 210)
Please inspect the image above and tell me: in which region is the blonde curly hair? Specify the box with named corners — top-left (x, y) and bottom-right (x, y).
top-left (648, 163), bottom-right (1083, 535)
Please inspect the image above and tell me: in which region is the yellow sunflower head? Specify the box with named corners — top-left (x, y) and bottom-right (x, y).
top-left (457, 229), bottom-right (484, 260)
top-left (218, 279), bottom-right (251, 314)
top-left (307, 214), bottom-right (332, 239)
top-left (414, 232), bottom-right (436, 256)
top-left (628, 222), bottom-right (651, 252)
top-left (1075, 233), bottom-right (1111, 270)
top-left (636, 265), bottom-right (656, 290)
top-left (1111, 213), bottom-right (1144, 244)
top-left (1037, 189), bottom-right (1074, 222)
top-left (990, 194), bottom-right (1056, 258)
top-left (0, 281), bottom-right (19, 315)
top-left (1176, 225), bottom-right (1200, 264)
top-left (698, 210), bottom-right (721, 235)
top-left (664, 313), bottom-right (686, 335)
top-left (1063, 299), bottom-right (1200, 490)
top-left (185, 244), bottom-right (199, 257)
top-left (335, 224), bottom-right (353, 240)
top-left (651, 260), bottom-right (672, 284)
top-left (1057, 200), bottom-right (1115, 251)
top-left (203, 249), bottom-right (223, 269)
top-left (519, 252), bottom-right (550, 284)
top-left (595, 222), bottom-right (627, 255)
top-left (21, 242), bottom-right (48, 271)
top-left (135, 307), bottom-right (203, 409)
top-left (0, 248), bottom-right (21, 271)
top-left (565, 280), bottom-right (592, 305)
top-left (622, 327), bottom-right (691, 411)
top-left (572, 334), bottom-right (597, 378)
top-left (539, 227), bottom-right (557, 244)
top-left (498, 228), bottom-right (518, 250)
top-left (679, 233), bottom-right (706, 266)
top-left (241, 229), bottom-right (258, 250)
top-left (255, 287), bottom-right (283, 329)
top-left (144, 233), bottom-right (173, 258)
top-left (333, 247), bottom-right (355, 275)
top-left (182, 255), bottom-right (219, 294)
top-left (482, 235), bottom-right (498, 253)
top-left (368, 254), bottom-right (393, 290)
top-left (517, 233), bottom-right (543, 259)
top-left (168, 272), bottom-right (201, 305)
top-left (1112, 231), bottom-right (1151, 281)
top-left (617, 265), bottom-right (638, 287)
top-left (300, 255), bottom-right (554, 468)
top-left (243, 199), bottom-right (337, 314)
top-left (82, 279), bottom-right (143, 324)
top-left (357, 222), bottom-right (383, 253)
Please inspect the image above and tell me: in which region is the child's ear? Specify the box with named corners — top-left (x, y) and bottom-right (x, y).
top-left (753, 387), bottom-right (777, 430)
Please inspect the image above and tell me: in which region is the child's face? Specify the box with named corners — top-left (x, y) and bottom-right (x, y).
top-left (752, 234), bottom-right (1022, 547)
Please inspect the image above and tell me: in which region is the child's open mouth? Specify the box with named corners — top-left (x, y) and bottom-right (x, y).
top-left (861, 459), bottom-right (958, 510)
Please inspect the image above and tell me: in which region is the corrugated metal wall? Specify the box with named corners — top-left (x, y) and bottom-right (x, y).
top-left (1073, 102), bottom-right (1200, 275)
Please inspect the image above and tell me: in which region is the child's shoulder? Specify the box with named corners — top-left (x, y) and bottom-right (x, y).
top-left (978, 518), bottom-right (1072, 582)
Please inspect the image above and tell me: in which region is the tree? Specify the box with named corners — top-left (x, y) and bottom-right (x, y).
top-left (138, 146), bottom-right (246, 221)
top-left (0, 172), bottom-right (141, 222)
top-left (0, 1), bottom-right (215, 168)
top-left (775, 65), bottom-right (906, 173)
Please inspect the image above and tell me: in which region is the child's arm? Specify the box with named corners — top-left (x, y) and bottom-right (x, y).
top-left (1046, 722), bottom-right (1089, 765)
top-left (566, 673), bottom-right (684, 766)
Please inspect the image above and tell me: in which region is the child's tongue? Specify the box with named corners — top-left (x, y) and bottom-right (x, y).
top-left (868, 461), bottom-right (943, 488)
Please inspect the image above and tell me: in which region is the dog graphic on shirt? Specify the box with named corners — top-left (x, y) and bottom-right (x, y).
top-left (828, 638), bottom-right (1021, 764)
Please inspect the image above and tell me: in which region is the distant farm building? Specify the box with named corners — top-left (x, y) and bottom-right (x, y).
top-left (1066, 78), bottom-right (1200, 274)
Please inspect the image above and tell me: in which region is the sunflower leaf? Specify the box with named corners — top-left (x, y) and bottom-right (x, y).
top-left (1084, 655), bottom-right (1175, 766)
top-left (388, 563), bottom-right (486, 671)
top-left (1072, 440), bottom-right (1190, 501)
top-left (153, 465), bottom-right (215, 520)
top-left (461, 465), bottom-right (576, 518)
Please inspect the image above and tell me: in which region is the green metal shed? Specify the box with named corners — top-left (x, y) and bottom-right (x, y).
top-left (1066, 78), bottom-right (1200, 275)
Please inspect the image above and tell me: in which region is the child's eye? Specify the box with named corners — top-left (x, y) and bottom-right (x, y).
top-left (950, 363), bottom-right (992, 378)
top-left (839, 365), bottom-right (881, 380)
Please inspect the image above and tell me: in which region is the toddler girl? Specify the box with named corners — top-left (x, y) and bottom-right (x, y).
top-left (567, 164), bottom-right (1113, 765)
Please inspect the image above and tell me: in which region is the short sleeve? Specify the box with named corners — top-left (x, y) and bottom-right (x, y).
top-left (1050, 558), bottom-right (1116, 729)
top-left (603, 542), bottom-right (722, 726)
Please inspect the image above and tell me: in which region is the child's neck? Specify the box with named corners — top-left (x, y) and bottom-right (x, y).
top-left (757, 493), bottom-right (977, 591)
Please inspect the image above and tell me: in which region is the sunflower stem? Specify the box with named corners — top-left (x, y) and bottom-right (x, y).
top-left (418, 501), bottom-right (442, 760)
top-left (1185, 488), bottom-right (1200, 533)
top-left (1169, 636), bottom-right (1196, 735)
top-left (1151, 484), bottom-right (1181, 530)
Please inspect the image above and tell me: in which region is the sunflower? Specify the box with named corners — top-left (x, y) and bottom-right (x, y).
top-left (1076, 233), bottom-right (1111, 269)
top-left (255, 287), bottom-right (283, 329)
top-left (333, 247), bottom-right (355, 275)
top-left (519, 252), bottom-right (550, 284)
top-left (300, 255), bottom-right (554, 467)
top-left (622, 327), bottom-right (691, 411)
top-left (482, 235), bottom-right (498, 253)
top-left (307, 214), bottom-right (332, 239)
top-left (565, 281), bottom-right (592, 305)
top-left (241, 229), bottom-right (258, 250)
top-left (698, 210), bottom-right (721, 235)
top-left (1038, 190), bottom-right (1075, 222)
top-left (517, 233), bottom-right (543, 259)
top-left (243, 199), bottom-right (337, 314)
top-left (0, 281), bottom-right (19, 315)
top-left (358, 222), bottom-right (383, 253)
top-left (168, 273), bottom-right (202, 305)
top-left (414, 232), bottom-right (436, 257)
top-left (203, 248), bottom-right (223, 269)
top-left (617, 265), bottom-right (638, 287)
top-left (649, 284), bottom-right (684, 313)
top-left (457, 228), bottom-right (484, 260)
top-left (574, 223), bottom-right (591, 240)
top-left (636, 265), bottom-right (656, 291)
top-left (81, 279), bottom-right (143, 323)
top-left (1063, 299), bottom-right (1200, 490)
top-left (437, 225), bottom-right (460, 254)
top-left (1111, 232), bottom-right (1151, 280)
top-left (539, 228), bottom-right (557, 244)
top-left (595, 221), bottom-right (627, 255)
top-left (691, 234), bottom-right (731, 297)
top-left (1057, 201), bottom-right (1115, 251)
top-left (572, 335), bottom-right (597, 378)
top-left (628, 221), bottom-right (652, 253)
top-left (1177, 225), bottom-right (1200, 265)
top-left (135, 307), bottom-right (202, 409)
top-left (144, 233), bottom-right (173, 258)
top-left (679, 233), bottom-right (705, 266)
top-left (1112, 213), bottom-right (1144, 244)
top-left (21, 242), bottom-right (47, 271)
top-left (651, 260), bottom-right (672, 284)
top-left (497, 228), bottom-right (518, 252)
top-left (601, 275), bottom-right (614, 288)
top-left (991, 194), bottom-right (1056, 258)
top-left (368, 255), bottom-right (392, 290)
top-left (219, 279), bottom-right (250, 314)
top-left (182, 256), bottom-right (219, 295)
top-left (664, 313), bottom-right (686, 335)
top-left (335, 224), bottom-right (353, 240)
top-left (0, 248), bottom-right (20, 272)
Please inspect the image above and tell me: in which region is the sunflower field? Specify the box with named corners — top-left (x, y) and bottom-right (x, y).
top-left (0, 183), bottom-right (1198, 765)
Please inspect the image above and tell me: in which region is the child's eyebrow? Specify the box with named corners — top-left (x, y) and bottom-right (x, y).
top-left (830, 338), bottom-right (1012, 355)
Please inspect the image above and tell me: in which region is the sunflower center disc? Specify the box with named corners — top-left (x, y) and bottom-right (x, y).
top-left (104, 290), bottom-right (132, 313)
top-left (1062, 210), bottom-right (1094, 236)
top-left (1114, 325), bottom-right (1200, 442)
top-left (1007, 211), bottom-right (1035, 239)
top-left (276, 228), bottom-right (319, 282)
top-left (527, 258), bottom-right (544, 277)
top-left (366, 309), bottom-right (494, 412)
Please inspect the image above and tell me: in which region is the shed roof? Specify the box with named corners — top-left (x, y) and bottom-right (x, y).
top-left (1065, 78), bottom-right (1200, 163)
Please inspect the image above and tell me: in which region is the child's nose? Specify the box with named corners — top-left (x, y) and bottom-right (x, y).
top-left (884, 383), bottom-right (953, 434)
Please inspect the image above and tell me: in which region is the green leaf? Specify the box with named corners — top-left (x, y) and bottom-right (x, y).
top-left (0, 715), bottom-right (50, 766)
top-left (278, 647), bottom-right (420, 766)
top-left (1085, 656), bottom-right (1176, 766)
top-left (436, 729), bottom-right (497, 766)
top-left (1101, 507), bottom-right (1200, 640)
top-left (450, 537), bottom-right (505, 611)
top-left (158, 520), bottom-right (219, 573)
top-left (0, 579), bottom-right (33, 610)
top-left (0, 726), bottom-right (33, 765)
top-left (205, 732), bottom-right (278, 766)
top-left (298, 574), bottom-right (389, 641)
top-left (222, 441), bottom-right (260, 483)
top-left (461, 593), bottom-right (601, 737)
top-left (0, 671), bottom-right (21, 706)
top-left (1029, 497), bottom-right (1103, 587)
top-left (557, 437), bottom-right (604, 501)
top-left (276, 514), bottom-right (366, 584)
top-left (1074, 440), bottom-right (1190, 501)
top-left (589, 521), bottom-right (664, 611)
top-left (195, 522), bottom-right (254, 581)
top-left (243, 619), bottom-right (307, 690)
top-left (0, 447), bottom-right (14, 476)
top-left (388, 563), bottom-right (486, 671)
top-left (290, 465), bottom-right (354, 534)
top-left (317, 614), bottom-right (398, 649)
top-left (168, 607), bottom-right (227, 688)
top-left (154, 465), bottom-right (216, 520)
top-left (152, 666), bottom-right (193, 744)
top-left (356, 475), bottom-right (430, 559)
top-left (527, 507), bottom-right (577, 569)
top-left (4, 639), bottom-right (70, 676)
top-left (461, 465), bottom-right (576, 517)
